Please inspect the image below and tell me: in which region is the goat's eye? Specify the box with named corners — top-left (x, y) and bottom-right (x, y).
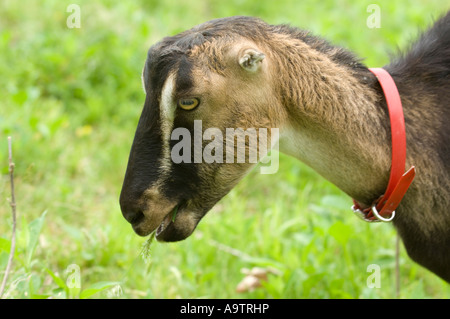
top-left (178, 98), bottom-right (200, 110)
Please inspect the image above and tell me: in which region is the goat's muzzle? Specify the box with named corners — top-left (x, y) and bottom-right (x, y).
top-left (120, 188), bottom-right (199, 241)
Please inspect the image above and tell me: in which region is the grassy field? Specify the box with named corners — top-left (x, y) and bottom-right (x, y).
top-left (1, 0), bottom-right (449, 299)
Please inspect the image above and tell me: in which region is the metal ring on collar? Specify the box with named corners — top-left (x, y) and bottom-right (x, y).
top-left (371, 205), bottom-right (395, 222)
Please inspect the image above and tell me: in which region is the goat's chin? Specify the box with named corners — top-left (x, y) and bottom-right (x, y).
top-left (155, 209), bottom-right (200, 242)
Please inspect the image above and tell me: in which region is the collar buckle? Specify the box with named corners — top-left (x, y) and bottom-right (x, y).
top-left (351, 204), bottom-right (395, 223)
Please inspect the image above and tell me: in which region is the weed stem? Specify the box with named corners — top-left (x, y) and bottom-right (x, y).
top-left (0, 137), bottom-right (17, 298)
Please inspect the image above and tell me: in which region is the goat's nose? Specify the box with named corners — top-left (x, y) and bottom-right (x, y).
top-left (119, 194), bottom-right (145, 226)
top-left (122, 208), bottom-right (145, 225)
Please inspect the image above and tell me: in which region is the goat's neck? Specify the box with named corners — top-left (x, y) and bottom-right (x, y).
top-left (275, 42), bottom-right (392, 205)
top-left (269, 26), bottom-right (450, 283)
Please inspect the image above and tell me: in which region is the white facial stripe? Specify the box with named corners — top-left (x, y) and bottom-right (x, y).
top-left (160, 73), bottom-right (176, 124)
top-left (159, 73), bottom-right (176, 176)
top-left (141, 66), bottom-right (146, 94)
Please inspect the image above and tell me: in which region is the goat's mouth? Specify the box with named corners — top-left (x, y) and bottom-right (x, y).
top-left (129, 201), bottom-right (178, 237)
top-left (154, 204), bottom-right (179, 238)
top-left (129, 198), bottom-right (201, 241)
top-left (154, 202), bottom-right (200, 242)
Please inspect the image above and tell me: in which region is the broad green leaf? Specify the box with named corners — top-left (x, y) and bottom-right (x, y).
top-left (79, 281), bottom-right (121, 299)
top-left (45, 267), bottom-right (68, 291)
top-left (26, 210), bottom-right (47, 268)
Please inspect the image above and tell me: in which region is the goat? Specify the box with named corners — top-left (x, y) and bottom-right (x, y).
top-left (120, 14), bottom-right (450, 282)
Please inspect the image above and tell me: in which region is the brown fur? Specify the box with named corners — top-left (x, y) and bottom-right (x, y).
top-left (120, 15), bottom-right (450, 282)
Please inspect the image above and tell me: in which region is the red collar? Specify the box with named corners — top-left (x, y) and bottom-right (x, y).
top-left (352, 68), bottom-right (415, 222)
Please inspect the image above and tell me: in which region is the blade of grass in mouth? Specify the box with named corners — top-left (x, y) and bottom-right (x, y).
top-left (141, 205), bottom-right (178, 262)
top-left (141, 231), bottom-right (155, 263)
top-left (172, 205), bottom-right (179, 222)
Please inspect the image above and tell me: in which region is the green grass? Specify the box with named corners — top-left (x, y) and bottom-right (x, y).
top-left (1, 0), bottom-right (449, 298)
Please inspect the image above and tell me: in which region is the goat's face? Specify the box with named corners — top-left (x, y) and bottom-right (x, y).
top-left (120, 19), bottom-right (283, 242)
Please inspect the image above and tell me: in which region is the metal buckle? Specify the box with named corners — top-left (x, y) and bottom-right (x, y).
top-left (351, 204), bottom-right (395, 223)
top-left (370, 205), bottom-right (395, 222)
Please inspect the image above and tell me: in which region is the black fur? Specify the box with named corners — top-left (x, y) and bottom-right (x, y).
top-left (387, 11), bottom-right (450, 167)
top-left (121, 33), bottom-right (206, 222)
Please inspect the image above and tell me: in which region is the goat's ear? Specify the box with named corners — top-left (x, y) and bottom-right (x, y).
top-left (238, 49), bottom-right (265, 72)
